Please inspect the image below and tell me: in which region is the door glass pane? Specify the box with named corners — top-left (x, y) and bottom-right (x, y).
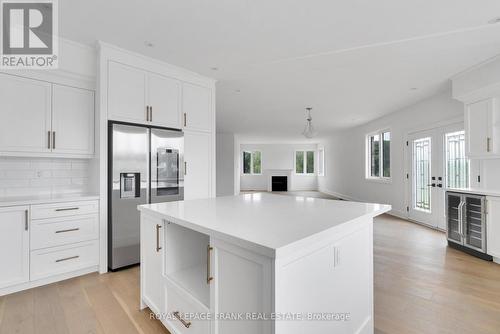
top-left (382, 132), bottom-right (390, 177)
top-left (414, 137), bottom-right (431, 212)
top-left (446, 131), bottom-right (469, 189)
top-left (306, 151), bottom-right (314, 173)
top-left (296, 151), bottom-right (304, 173)
top-left (252, 151), bottom-right (261, 174)
top-left (243, 151), bottom-right (251, 174)
top-left (370, 135), bottom-right (380, 177)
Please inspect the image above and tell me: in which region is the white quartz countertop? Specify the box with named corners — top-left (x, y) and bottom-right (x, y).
top-left (138, 193), bottom-right (391, 258)
top-left (0, 193), bottom-right (100, 207)
top-left (445, 188), bottom-right (500, 197)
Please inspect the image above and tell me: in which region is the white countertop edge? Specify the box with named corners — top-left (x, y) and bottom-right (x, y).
top-left (0, 194), bottom-right (100, 207)
top-left (138, 203), bottom-right (391, 259)
top-left (445, 188), bottom-right (500, 197)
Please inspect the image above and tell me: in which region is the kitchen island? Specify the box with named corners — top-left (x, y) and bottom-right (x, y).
top-left (138, 193), bottom-right (390, 334)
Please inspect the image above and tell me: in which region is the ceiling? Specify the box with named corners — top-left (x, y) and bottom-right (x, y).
top-left (60, 0), bottom-right (500, 141)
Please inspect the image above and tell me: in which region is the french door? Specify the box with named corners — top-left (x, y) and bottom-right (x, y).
top-left (407, 123), bottom-right (471, 230)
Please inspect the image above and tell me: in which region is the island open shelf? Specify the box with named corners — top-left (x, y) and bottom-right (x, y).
top-left (164, 221), bottom-right (210, 309)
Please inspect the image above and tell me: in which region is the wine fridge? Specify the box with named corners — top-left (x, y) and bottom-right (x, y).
top-left (446, 191), bottom-right (492, 260)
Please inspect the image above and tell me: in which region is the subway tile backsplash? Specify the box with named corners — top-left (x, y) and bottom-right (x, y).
top-left (0, 157), bottom-right (91, 198)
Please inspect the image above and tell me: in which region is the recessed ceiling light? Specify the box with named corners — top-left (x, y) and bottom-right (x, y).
top-left (488, 17), bottom-right (500, 24)
top-left (410, 87), bottom-right (418, 91)
top-left (235, 89), bottom-right (241, 93)
top-left (144, 41), bottom-right (154, 47)
top-left (210, 67), bottom-right (219, 71)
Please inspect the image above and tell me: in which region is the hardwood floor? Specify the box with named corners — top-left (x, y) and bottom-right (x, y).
top-left (1, 214), bottom-right (500, 334)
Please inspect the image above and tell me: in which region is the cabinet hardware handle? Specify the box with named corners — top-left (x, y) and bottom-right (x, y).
top-left (183, 112), bottom-right (187, 127)
top-left (48, 131), bottom-right (51, 149)
top-left (173, 311), bottom-right (191, 328)
top-left (55, 255), bottom-right (79, 263)
top-left (55, 207), bottom-right (79, 212)
top-left (487, 137), bottom-right (491, 152)
top-left (55, 228), bottom-right (80, 234)
top-left (52, 131), bottom-right (56, 149)
top-left (156, 224), bottom-right (162, 252)
top-left (207, 245), bottom-right (214, 284)
top-left (25, 210), bottom-right (29, 231)
top-left (184, 161), bottom-right (187, 175)
top-left (146, 106), bottom-right (149, 121)
top-left (150, 106), bottom-right (153, 122)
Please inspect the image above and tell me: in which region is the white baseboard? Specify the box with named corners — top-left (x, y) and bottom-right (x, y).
top-left (0, 266), bottom-right (98, 296)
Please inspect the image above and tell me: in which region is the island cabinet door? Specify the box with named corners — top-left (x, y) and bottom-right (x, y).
top-left (210, 238), bottom-right (273, 334)
top-left (140, 214), bottom-right (165, 315)
top-left (275, 222), bottom-right (373, 334)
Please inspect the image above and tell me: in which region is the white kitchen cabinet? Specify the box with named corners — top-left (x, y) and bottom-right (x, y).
top-left (108, 61), bottom-right (148, 124)
top-left (148, 73), bottom-right (181, 128)
top-left (0, 73), bottom-right (51, 154)
top-left (0, 206), bottom-right (30, 289)
top-left (182, 83), bottom-right (212, 132)
top-left (211, 239), bottom-right (272, 334)
top-left (140, 214), bottom-right (165, 315)
top-left (184, 131), bottom-right (212, 200)
top-left (465, 98), bottom-right (500, 158)
top-left (487, 196), bottom-right (500, 262)
top-left (52, 84), bottom-right (95, 155)
top-left (108, 61), bottom-right (183, 129)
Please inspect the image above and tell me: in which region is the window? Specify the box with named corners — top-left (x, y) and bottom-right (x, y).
top-left (446, 131), bottom-right (469, 189)
top-left (367, 130), bottom-right (391, 180)
top-left (318, 148), bottom-right (325, 176)
top-left (242, 151), bottom-right (262, 175)
top-left (295, 150), bottom-right (314, 174)
top-left (413, 137), bottom-right (431, 211)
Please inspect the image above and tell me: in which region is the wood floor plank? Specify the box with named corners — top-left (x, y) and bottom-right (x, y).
top-left (33, 283), bottom-right (69, 334)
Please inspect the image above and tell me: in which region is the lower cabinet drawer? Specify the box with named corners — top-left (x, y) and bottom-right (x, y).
top-left (30, 240), bottom-right (98, 280)
top-left (31, 214), bottom-right (98, 250)
top-left (31, 200), bottom-right (98, 220)
top-left (165, 279), bottom-right (210, 334)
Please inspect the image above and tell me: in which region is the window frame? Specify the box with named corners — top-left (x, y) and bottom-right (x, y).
top-left (242, 150), bottom-right (262, 175)
top-left (295, 150), bottom-right (315, 175)
top-left (445, 130), bottom-right (470, 189)
top-left (366, 129), bottom-right (391, 182)
top-left (318, 147), bottom-right (325, 176)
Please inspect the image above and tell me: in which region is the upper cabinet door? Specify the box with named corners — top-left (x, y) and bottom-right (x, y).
top-left (0, 206), bottom-right (29, 289)
top-left (108, 61), bottom-right (147, 124)
top-left (184, 131), bottom-right (211, 200)
top-left (182, 83), bottom-right (212, 132)
top-left (465, 98), bottom-right (499, 158)
top-left (148, 73), bottom-right (181, 129)
top-left (52, 84), bottom-right (95, 156)
top-left (0, 73), bottom-right (51, 153)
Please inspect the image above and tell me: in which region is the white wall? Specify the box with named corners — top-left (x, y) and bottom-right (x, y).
top-left (216, 133), bottom-right (236, 196)
top-left (240, 143), bottom-right (318, 191)
top-left (318, 89), bottom-right (465, 217)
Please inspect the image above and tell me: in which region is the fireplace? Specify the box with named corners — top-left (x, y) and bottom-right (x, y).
top-left (271, 176), bottom-right (288, 192)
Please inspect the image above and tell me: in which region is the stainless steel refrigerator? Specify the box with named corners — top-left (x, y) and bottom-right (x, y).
top-left (108, 122), bottom-right (184, 270)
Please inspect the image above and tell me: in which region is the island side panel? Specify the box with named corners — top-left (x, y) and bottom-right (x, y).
top-left (274, 217), bottom-right (374, 334)
top-left (210, 237), bottom-right (273, 334)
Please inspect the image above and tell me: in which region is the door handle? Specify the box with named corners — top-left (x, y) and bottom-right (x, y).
top-left (183, 113), bottom-right (187, 127)
top-left (173, 311), bottom-right (191, 328)
top-left (25, 209), bottom-right (29, 231)
top-left (150, 106), bottom-right (153, 122)
top-left (47, 131), bottom-right (51, 149)
top-left (207, 245), bottom-right (214, 284)
top-left (52, 131), bottom-right (56, 149)
top-left (156, 224), bottom-right (162, 252)
top-left (146, 106), bottom-right (150, 121)
top-left (427, 183), bottom-right (436, 187)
